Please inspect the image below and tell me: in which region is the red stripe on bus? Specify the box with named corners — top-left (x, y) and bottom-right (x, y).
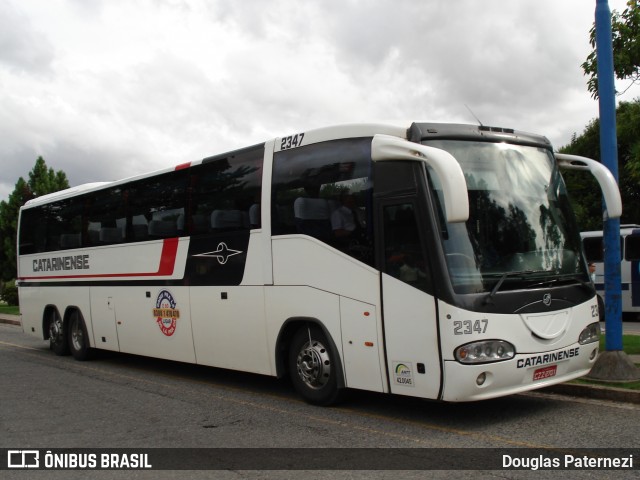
top-left (156, 237), bottom-right (179, 275)
top-left (175, 162), bottom-right (191, 170)
top-left (19, 238), bottom-right (180, 281)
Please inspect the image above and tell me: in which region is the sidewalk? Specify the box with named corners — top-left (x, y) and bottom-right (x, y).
top-left (1, 313), bottom-right (639, 403)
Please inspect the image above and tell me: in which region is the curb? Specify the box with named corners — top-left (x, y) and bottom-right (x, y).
top-left (1, 313), bottom-right (638, 404)
top-left (0, 314), bottom-right (21, 326)
top-left (543, 382), bottom-right (640, 404)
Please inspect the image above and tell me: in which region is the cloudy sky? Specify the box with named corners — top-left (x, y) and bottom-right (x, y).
top-left (2, 0), bottom-right (639, 201)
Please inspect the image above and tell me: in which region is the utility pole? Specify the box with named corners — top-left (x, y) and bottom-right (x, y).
top-left (587, 0), bottom-right (640, 380)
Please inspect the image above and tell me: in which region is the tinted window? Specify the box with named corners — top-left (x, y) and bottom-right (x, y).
top-left (189, 147), bottom-right (263, 234)
top-left (382, 202), bottom-right (430, 292)
top-left (86, 186), bottom-right (127, 245)
top-left (582, 237), bottom-right (603, 262)
top-left (18, 145), bottom-right (264, 254)
top-left (272, 138), bottom-right (374, 265)
top-left (127, 170), bottom-right (189, 240)
top-left (625, 234), bottom-right (640, 261)
top-left (47, 198), bottom-right (84, 250)
top-left (19, 208), bottom-right (46, 255)
top-left (582, 235), bottom-right (625, 263)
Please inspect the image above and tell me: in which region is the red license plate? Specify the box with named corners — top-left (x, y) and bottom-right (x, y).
top-left (533, 365), bottom-right (557, 381)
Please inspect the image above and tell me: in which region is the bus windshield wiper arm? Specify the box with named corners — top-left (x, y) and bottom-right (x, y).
top-left (484, 270), bottom-right (548, 304)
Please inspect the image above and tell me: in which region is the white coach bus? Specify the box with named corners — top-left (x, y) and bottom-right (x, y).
top-left (581, 225), bottom-right (640, 316)
top-left (17, 123), bottom-right (621, 404)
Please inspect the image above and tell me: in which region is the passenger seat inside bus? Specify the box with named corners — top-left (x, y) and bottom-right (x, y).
top-left (99, 227), bottom-right (123, 243)
top-left (293, 196), bottom-right (331, 241)
top-left (148, 220), bottom-right (178, 238)
top-left (211, 209), bottom-right (248, 231)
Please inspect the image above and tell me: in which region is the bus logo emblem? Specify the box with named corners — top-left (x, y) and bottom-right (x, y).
top-left (153, 289), bottom-right (180, 336)
top-left (543, 293), bottom-right (552, 306)
top-left (194, 242), bottom-right (243, 265)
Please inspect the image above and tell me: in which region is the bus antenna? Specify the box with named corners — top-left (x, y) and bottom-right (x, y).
top-left (465, 104), bottom-right (484, 126)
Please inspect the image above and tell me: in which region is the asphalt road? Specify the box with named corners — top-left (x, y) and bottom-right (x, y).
top-left (1, 323), bottom-right (639, 480)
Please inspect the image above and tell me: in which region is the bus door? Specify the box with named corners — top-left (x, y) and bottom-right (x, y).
top-left (378, 199), bottom-right (442, 399)
top-left (627, 230), bottom-right (640, 311)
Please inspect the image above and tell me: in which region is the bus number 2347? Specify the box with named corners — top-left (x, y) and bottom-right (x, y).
top-left (280, 133), bottom-right (305, 150)
top-left (453, 319), bottom-right (488, 335)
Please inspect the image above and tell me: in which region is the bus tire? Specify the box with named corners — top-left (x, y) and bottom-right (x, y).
top-left (288, 325), bottom-right (343, 406)
top-left (48, 309), bottom-right (70, 356)
top-left (68, 311), bottom-right (91, 361)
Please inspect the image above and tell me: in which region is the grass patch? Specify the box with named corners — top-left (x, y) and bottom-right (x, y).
top-left (0, 305), bottom-right (20, 316)
top-left (599, 334), bottom-right (640, 355)
top-left (570, 335), bottom-right (640, 390)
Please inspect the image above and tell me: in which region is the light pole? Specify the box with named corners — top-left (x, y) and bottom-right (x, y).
top-left (587, 0), bottom-right (640, 380)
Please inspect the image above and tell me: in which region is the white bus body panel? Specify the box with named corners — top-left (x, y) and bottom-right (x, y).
top-left (190, 285), bottom-right (270, 375)
top-left (442, 343), bottom-right (594, 401)
top-left (96, 286), bottom-right (196, 364)
top-left (265, 285), bottom-right (342, 377)
top-left (271, 235), bottom-right (380, 304)
top-left (438, 299), bottom-right (599, 401)
top-left (270, 235), bottom-right (386, 393)
top-left (90, 293), bottom-right (118, 351)
top-left (189, 232), bottom-right (271, 374)
top-left (339, 296), bottom-right (383, 392)
top-left (381, 274), bottom-right (441, 399)
top-left (19, 285), bottom-right (93, 343)
top-left (19, 238), bottom-right (189, 283)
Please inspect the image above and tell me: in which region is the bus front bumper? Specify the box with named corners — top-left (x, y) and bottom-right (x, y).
top-left (441, 342), bottom-right (599, 402)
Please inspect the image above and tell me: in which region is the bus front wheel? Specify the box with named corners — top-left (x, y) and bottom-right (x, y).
top-left (289, 325), bottom-right (342, 405)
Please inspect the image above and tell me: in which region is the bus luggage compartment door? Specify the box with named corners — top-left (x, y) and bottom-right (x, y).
top-left (89, 292), bottom-right (119, 351)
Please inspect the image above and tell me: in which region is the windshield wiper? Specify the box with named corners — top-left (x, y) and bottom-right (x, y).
top-left (526, 272), bottom-right (594, 292)
top-left (483, 270), bottom-right (549, 305)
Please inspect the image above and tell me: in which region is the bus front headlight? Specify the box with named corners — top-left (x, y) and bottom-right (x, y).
top-left (579, 322), bottom-right (601, 345)
top-left (454, 340), bottom-right (515, 364)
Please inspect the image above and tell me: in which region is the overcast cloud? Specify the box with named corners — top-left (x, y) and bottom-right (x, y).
top-left (2, 0), bottom-right (639, 201)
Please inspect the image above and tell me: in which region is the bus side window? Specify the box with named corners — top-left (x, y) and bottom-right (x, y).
top-left (271, 138), bottom-right (374, 266)
top-left (190, 147), bottom-right (263, 235)
top-left (86, 187), bottom-right (126, 246)
top-left (625, 234), bottom-right (640, 261)
top-left (18, 207), bottom-right (46, 254)
top-left (128, 170), bottom-right (188, 240)
top-left (582, 236), bottom-right (604, 263)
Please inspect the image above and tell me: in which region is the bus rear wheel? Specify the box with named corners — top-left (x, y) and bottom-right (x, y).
top-left (288, 325), bottom-right (343, 405)
top-left (68, 311), bottom-right (91, 361)
top-left (48, 310), bottom-right (69, 356)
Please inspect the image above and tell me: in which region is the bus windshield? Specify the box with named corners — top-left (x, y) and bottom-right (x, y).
top-left (424, 139), bottom-right (587, 294)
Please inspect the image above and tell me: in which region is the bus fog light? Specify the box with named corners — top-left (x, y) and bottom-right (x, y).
top-left (476, 372), bottom-right (487, 386)
top-left (590, 348), bottom-right (598, 360)
top-left (579, 322), bottom-right (600, 345)
top-left (455, 340), bottom-right (515, 364)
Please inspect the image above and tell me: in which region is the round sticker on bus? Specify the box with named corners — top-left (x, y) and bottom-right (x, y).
top-left (153, 289), bottom-right (180, 336)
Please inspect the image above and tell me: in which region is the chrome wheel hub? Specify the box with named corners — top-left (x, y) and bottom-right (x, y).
top-left (296, 339), bottom-right (331, 389)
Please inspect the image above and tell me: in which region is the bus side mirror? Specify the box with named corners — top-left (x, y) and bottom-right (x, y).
top-left (555, 153), bottom-right (622, 220)
top-left (371, 134), bottom-right (469, 224)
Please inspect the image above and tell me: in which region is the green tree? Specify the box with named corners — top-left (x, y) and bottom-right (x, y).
top-left (582, 0), bottom-right (640, 98)
top-left (0, 157), bottom-right (69, 283)
top-left (560, 99), bottom-right (640, 230)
